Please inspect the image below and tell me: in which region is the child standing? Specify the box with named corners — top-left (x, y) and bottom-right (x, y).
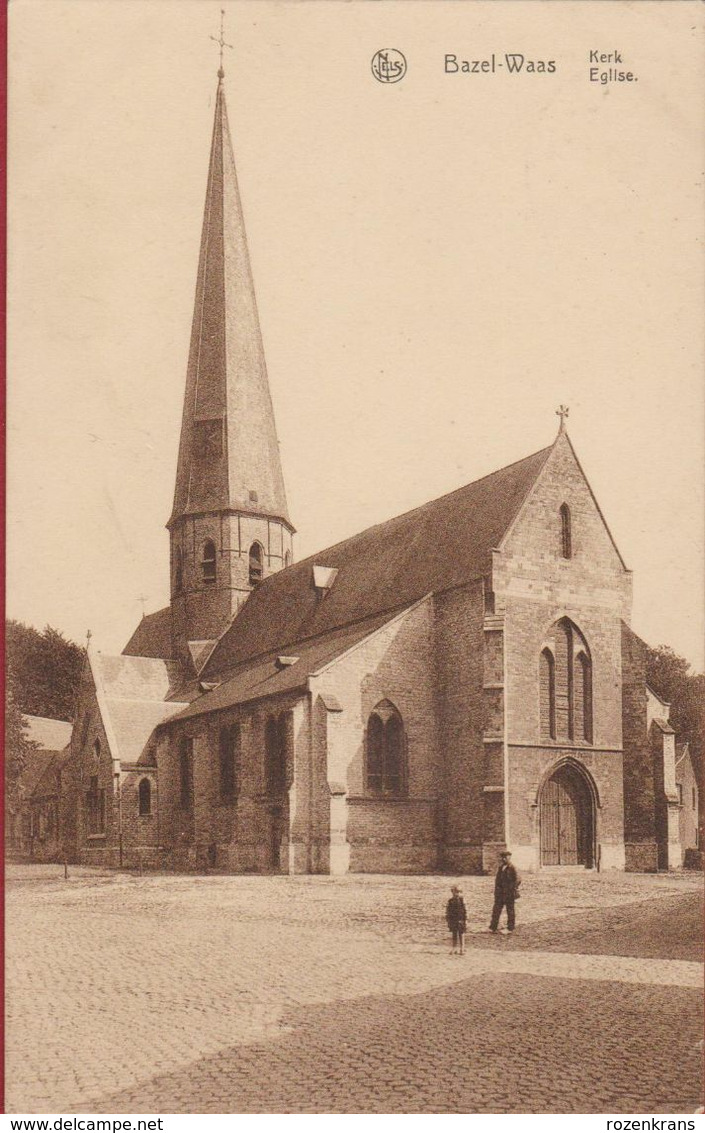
top-left (446, 885), bottom-right (467, 954)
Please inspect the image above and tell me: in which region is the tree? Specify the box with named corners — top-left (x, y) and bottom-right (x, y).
top-left (645, 644), bottom-right (704, 774)
top-left (6, 620), bottom-right (85, 722)
top-left (5, 688), bottom-right (39, 810)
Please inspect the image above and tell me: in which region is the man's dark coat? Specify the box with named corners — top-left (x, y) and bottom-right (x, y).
top-left (494, 861), bottom-right (521, 900)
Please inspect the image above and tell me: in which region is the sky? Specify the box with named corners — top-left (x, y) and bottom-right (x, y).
top-left (7, 0), bottom-right (705, 670)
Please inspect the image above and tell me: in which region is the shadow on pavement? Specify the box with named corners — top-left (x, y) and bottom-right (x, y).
top-left (81, 972), bottom-right (702, 1115)
top-left (467, 892), bottom-right (703, 962)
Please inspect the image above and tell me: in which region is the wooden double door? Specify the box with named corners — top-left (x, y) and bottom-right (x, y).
top-left (540, 765), bottom-right (594, 867)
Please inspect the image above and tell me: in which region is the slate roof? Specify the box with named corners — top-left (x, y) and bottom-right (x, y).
top-left (23, 715), bottom-right (73, 751)
top-left (169, 78), bottom-right (290, 529)
top-left (90, 653), bottom-right (188, 764)
top-left (173, 608), bottom-right (404, 723)
top-left (202, 444), bottom-right (552, 678)
top-left (123, 607), bottom-right (175, 660)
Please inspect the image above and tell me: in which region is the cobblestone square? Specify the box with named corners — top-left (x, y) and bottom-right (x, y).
top-left (5, 866), bottom-right (703, 1114)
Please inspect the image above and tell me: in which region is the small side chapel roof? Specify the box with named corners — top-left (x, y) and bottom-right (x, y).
top-left (89, 653), bottom-right (188, 765)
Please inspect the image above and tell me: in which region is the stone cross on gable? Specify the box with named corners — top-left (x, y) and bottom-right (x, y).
top-left (556, 405), bottom-right (569, 432)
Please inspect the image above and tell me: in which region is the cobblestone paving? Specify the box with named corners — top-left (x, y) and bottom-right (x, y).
top-left (5, 867), bottom-right (703, 1114)
top-left (469, 891), bottom-right (703, 961)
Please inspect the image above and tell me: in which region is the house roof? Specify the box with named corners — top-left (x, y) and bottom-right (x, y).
top-left (90, 653), bottom-right (188, 764)
top-left (123, 607), bottom-right (175, 660)
top-left (23, 715), bottom-right (73, 751)
top-left (202, 443), bottom-right (552, 678)
top-left (173, 608), bottom-right (401, 722)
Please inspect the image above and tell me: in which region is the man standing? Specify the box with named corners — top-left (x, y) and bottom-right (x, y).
top-left (489, 850), bottom-right (521, 933)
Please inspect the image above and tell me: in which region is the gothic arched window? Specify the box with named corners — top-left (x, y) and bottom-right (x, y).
top-left (219, 724), bottom-right (241, 802)
top-left (539, 649), bottom-right (556, 741)
top-left (540, 619), bottom-right (592, 744)
top-left (265, 713), bottom-right (288, 795)
top-left (201, 541), bottom-right (216, 585)
top-left (138, 778), bottom-right (152, 816)
top-left (560, 504), bottom-right (572, 559)
top-left (365, 700), bottom-right (407, 796)
top-left (249, 542), bottom-right (264, 586)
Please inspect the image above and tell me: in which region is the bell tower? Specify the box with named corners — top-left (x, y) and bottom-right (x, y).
top-left (168, 63), bottom-right (294, 664)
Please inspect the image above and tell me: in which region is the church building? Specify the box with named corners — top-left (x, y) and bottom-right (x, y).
top-left (55, 69), bottom-right (681, 876)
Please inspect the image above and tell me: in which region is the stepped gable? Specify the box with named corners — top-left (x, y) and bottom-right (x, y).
top-left (203, 444), bottom-right (552, 678)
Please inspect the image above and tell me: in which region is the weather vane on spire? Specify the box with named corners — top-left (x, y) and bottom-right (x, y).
top-left (210, 9), bottom-right (232, 79)
top-left (555, 404), bottom-right (569, 432)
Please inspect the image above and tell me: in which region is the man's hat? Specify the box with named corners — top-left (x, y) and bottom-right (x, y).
top-left (500, 850), bottom-right (512, 858)
top-left (451, 885), bottom-right (460, 892)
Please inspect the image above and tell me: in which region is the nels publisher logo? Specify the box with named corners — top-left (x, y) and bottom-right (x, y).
top-left (371, 49), bottom-right (407, 83)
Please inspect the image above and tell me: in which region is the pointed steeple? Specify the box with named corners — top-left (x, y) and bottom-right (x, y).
top-left (167, 71), bottom-right (294, 659)
top-left (169, 75), bottom-right (291, 529)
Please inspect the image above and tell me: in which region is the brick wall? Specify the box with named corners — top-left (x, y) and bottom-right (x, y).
top-left (119, 768), bottom-right (160, 869)
top-left (310, 598), bottom-right (442, 873)
top-left (157, 690), bottom-right (306, 873)
top-left (434, 581), bottom-right (488, 873)
top-left (70, 677), bottom-right (121, 869)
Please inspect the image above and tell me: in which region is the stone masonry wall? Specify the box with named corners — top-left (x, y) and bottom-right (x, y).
top-left (171, 512), bottom-right (293, 656)
top-left (493, 434), bottom-right (633, 871)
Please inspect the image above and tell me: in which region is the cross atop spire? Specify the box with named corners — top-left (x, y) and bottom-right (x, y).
top-left (555, 404), bottom-right (570, 433)
top-left (210, 9), bottom-right (232, 80)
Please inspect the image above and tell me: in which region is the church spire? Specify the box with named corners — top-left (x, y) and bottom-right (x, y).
top-left (168, 65), bottom-right (294, 657)
top-left (169, 70), bottom-right (291, 529)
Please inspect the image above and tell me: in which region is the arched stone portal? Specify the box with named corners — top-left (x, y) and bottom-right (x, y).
top-left (540, 762), bottom-right (595, 867)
